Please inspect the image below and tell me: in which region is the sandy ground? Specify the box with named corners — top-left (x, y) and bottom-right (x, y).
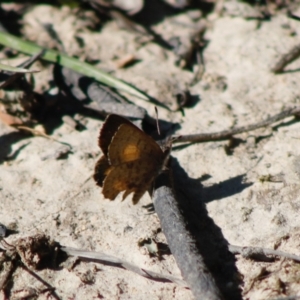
top-left (1, 2), bottom-right (300, 299)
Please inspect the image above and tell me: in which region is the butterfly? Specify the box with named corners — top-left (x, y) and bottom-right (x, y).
top-left (93, 114), bottom-right (171, 204)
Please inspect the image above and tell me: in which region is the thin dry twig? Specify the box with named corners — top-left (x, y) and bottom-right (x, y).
top-left (0, 238), bottom-right (14, 251)
top-left (61, 246), bottom-right (188, 287)
top-left (0, 49), bottom-right (44, 89)
top-left (229, 244), bottom-right (300, 262)
top-left (0, 235), bottom-right (60, 299)
top-left (21, 265), bottom-right (59, 300)
top-left (14, 125), bottom-right (72, 150)
top-left (271, 44), bottom-right (300, 74)
top-left (0, 259), bottom-right (15, 291)
top-left (174, 106), bottom-right (300, 144)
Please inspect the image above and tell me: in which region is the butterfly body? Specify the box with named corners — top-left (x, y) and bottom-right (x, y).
top-left (94, 114), bottom-right (170, 204)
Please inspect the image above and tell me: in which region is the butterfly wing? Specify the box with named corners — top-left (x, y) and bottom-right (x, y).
top-left (108, 123), bottom-right (164, 165)
top-left (94, 114), bottom-right (167, 204)
top-left (99, 114), bottom-right (135, 158)
top-left (93, 155), bottom-right (111, 188)
top-left (102, 159), bottom-right (161, 204)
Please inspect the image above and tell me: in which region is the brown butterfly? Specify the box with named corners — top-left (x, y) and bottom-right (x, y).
top-left (93, 114), bottom-right (171, 204)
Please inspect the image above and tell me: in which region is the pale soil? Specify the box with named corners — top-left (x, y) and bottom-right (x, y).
top-left (1, 2), bottom-right (300, 300)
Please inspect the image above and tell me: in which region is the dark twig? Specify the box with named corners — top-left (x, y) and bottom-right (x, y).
top-left (0, 49), bottom-right (45, 89)
top-left (271, 44), bottom-right (300, 73)
top-left (288, 10), bottom-right (300, 22)
top-left (229, 244), bottom-right (300, 262)
top-left (61, 246), bottom-right (187, 287)
top-left (152, 166), bottom-right (223, 299)
top-left (0, 238), bottom-right (17, 293)
top-left (0, 238), bottom-right (14, 250)
top-left (18, 49), bottom-right (46, 69)
top-left (0, 259), bottom-right (15, 291)
top-left (21, 265), bottom-right (60, 300)
top-left (40, 23), bottom-right (65, 53)
top-left (0, 235), bottom-right (60, 300)
top-left (174, 106), bottom-right (300, 144)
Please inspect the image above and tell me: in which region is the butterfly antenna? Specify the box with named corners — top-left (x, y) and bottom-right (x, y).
top-left (155, 107), bottom-right (161, 136)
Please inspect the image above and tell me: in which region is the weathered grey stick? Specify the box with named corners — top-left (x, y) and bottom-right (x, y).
top-left (174, 106), bottom-right (300, 144)
top-left (152, 163), bottom-right (224, 300)
top-left (229, 244), bottom-right (300, 262)
top-left (61, 246), bottom-right (187, 287)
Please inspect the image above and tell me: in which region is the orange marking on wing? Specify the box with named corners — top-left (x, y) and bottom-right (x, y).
top-left (122, 144), bottom-right (141, 161)
top-left (94, 114), bottom-right (171, 204)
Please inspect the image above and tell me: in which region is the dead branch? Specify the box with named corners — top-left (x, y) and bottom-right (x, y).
top-left (0, 259), bottom-right (15, 291)
top-left (174, 106), bottom-right (300, 144)
top-left (229, 244), bottom-right (300, 262)
top-left (14, 125), bottom-right (72, 150)
top-left (21, 265), bottom-right (59, 300)
top-left (0, 49), bottom-right (44, 89)
top-left (152, 164), bottom-right (224, 300)
top-left (271, 44), bottom-right (300, 74)
top-left (61, 246), bottom-right (187, 287)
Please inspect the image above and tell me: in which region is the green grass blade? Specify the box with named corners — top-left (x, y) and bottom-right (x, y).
top-left (0, 31), bottom-right (148, 100)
